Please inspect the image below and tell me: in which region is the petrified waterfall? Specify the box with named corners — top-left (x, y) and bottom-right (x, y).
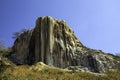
top-left (12, 16), bottom-right (120, 73)
top-left (28, 16), bottom-right (84, 67)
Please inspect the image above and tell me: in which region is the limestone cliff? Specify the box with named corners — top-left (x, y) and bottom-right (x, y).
top-left (11, 16), bottom-right (120, 73)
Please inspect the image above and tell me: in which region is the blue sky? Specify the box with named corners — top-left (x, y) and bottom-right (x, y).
top-left (0, 0), bottom-right (120, 54)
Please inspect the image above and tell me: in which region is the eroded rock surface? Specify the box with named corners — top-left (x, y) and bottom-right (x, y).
top-left (12, 16), bottom-right (120, 73)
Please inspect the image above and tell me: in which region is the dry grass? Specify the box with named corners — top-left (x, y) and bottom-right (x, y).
top-left (0, 65), bottom-right (120, 80)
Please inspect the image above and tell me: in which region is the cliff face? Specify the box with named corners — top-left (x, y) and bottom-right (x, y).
top-left (27, 17), bottom-right (83, 68)
top-left (12, 16), bottom-right (120, 73)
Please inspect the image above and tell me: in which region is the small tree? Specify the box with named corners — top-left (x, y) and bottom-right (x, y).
top-left (12, 32), bottom-right (21, 39)
top-left (12, 28), bottom-right (28, 39)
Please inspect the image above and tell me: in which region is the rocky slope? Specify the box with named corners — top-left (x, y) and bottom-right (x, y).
top-left (10, 16), bottom-right (120, 73)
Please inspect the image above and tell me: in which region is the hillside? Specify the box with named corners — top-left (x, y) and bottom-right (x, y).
top-left (0, 16), bottom-right (120, 80)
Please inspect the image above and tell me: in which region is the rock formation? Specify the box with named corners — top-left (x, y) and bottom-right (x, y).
top-left (11, 16), bottom-right (120, 73)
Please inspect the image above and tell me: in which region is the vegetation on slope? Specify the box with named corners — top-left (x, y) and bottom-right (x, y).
top-left (0, 63), bottom-right (120, 80)
top-left (0, 40), bottom-right (120, 80)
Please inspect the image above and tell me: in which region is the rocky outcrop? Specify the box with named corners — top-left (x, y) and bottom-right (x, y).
top-left (12, 30), bottom-right (33, 64)
top-left (11, 16), bottom-right (120, 73)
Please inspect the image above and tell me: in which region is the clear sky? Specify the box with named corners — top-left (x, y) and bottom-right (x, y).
top-left (0, 0), bottom-right (120, 54)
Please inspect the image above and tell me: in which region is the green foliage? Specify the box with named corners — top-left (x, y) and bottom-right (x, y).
top-left (0, 48), bottom-right (12, 57)
top-left (0, 40), bottom-right (12, 57)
